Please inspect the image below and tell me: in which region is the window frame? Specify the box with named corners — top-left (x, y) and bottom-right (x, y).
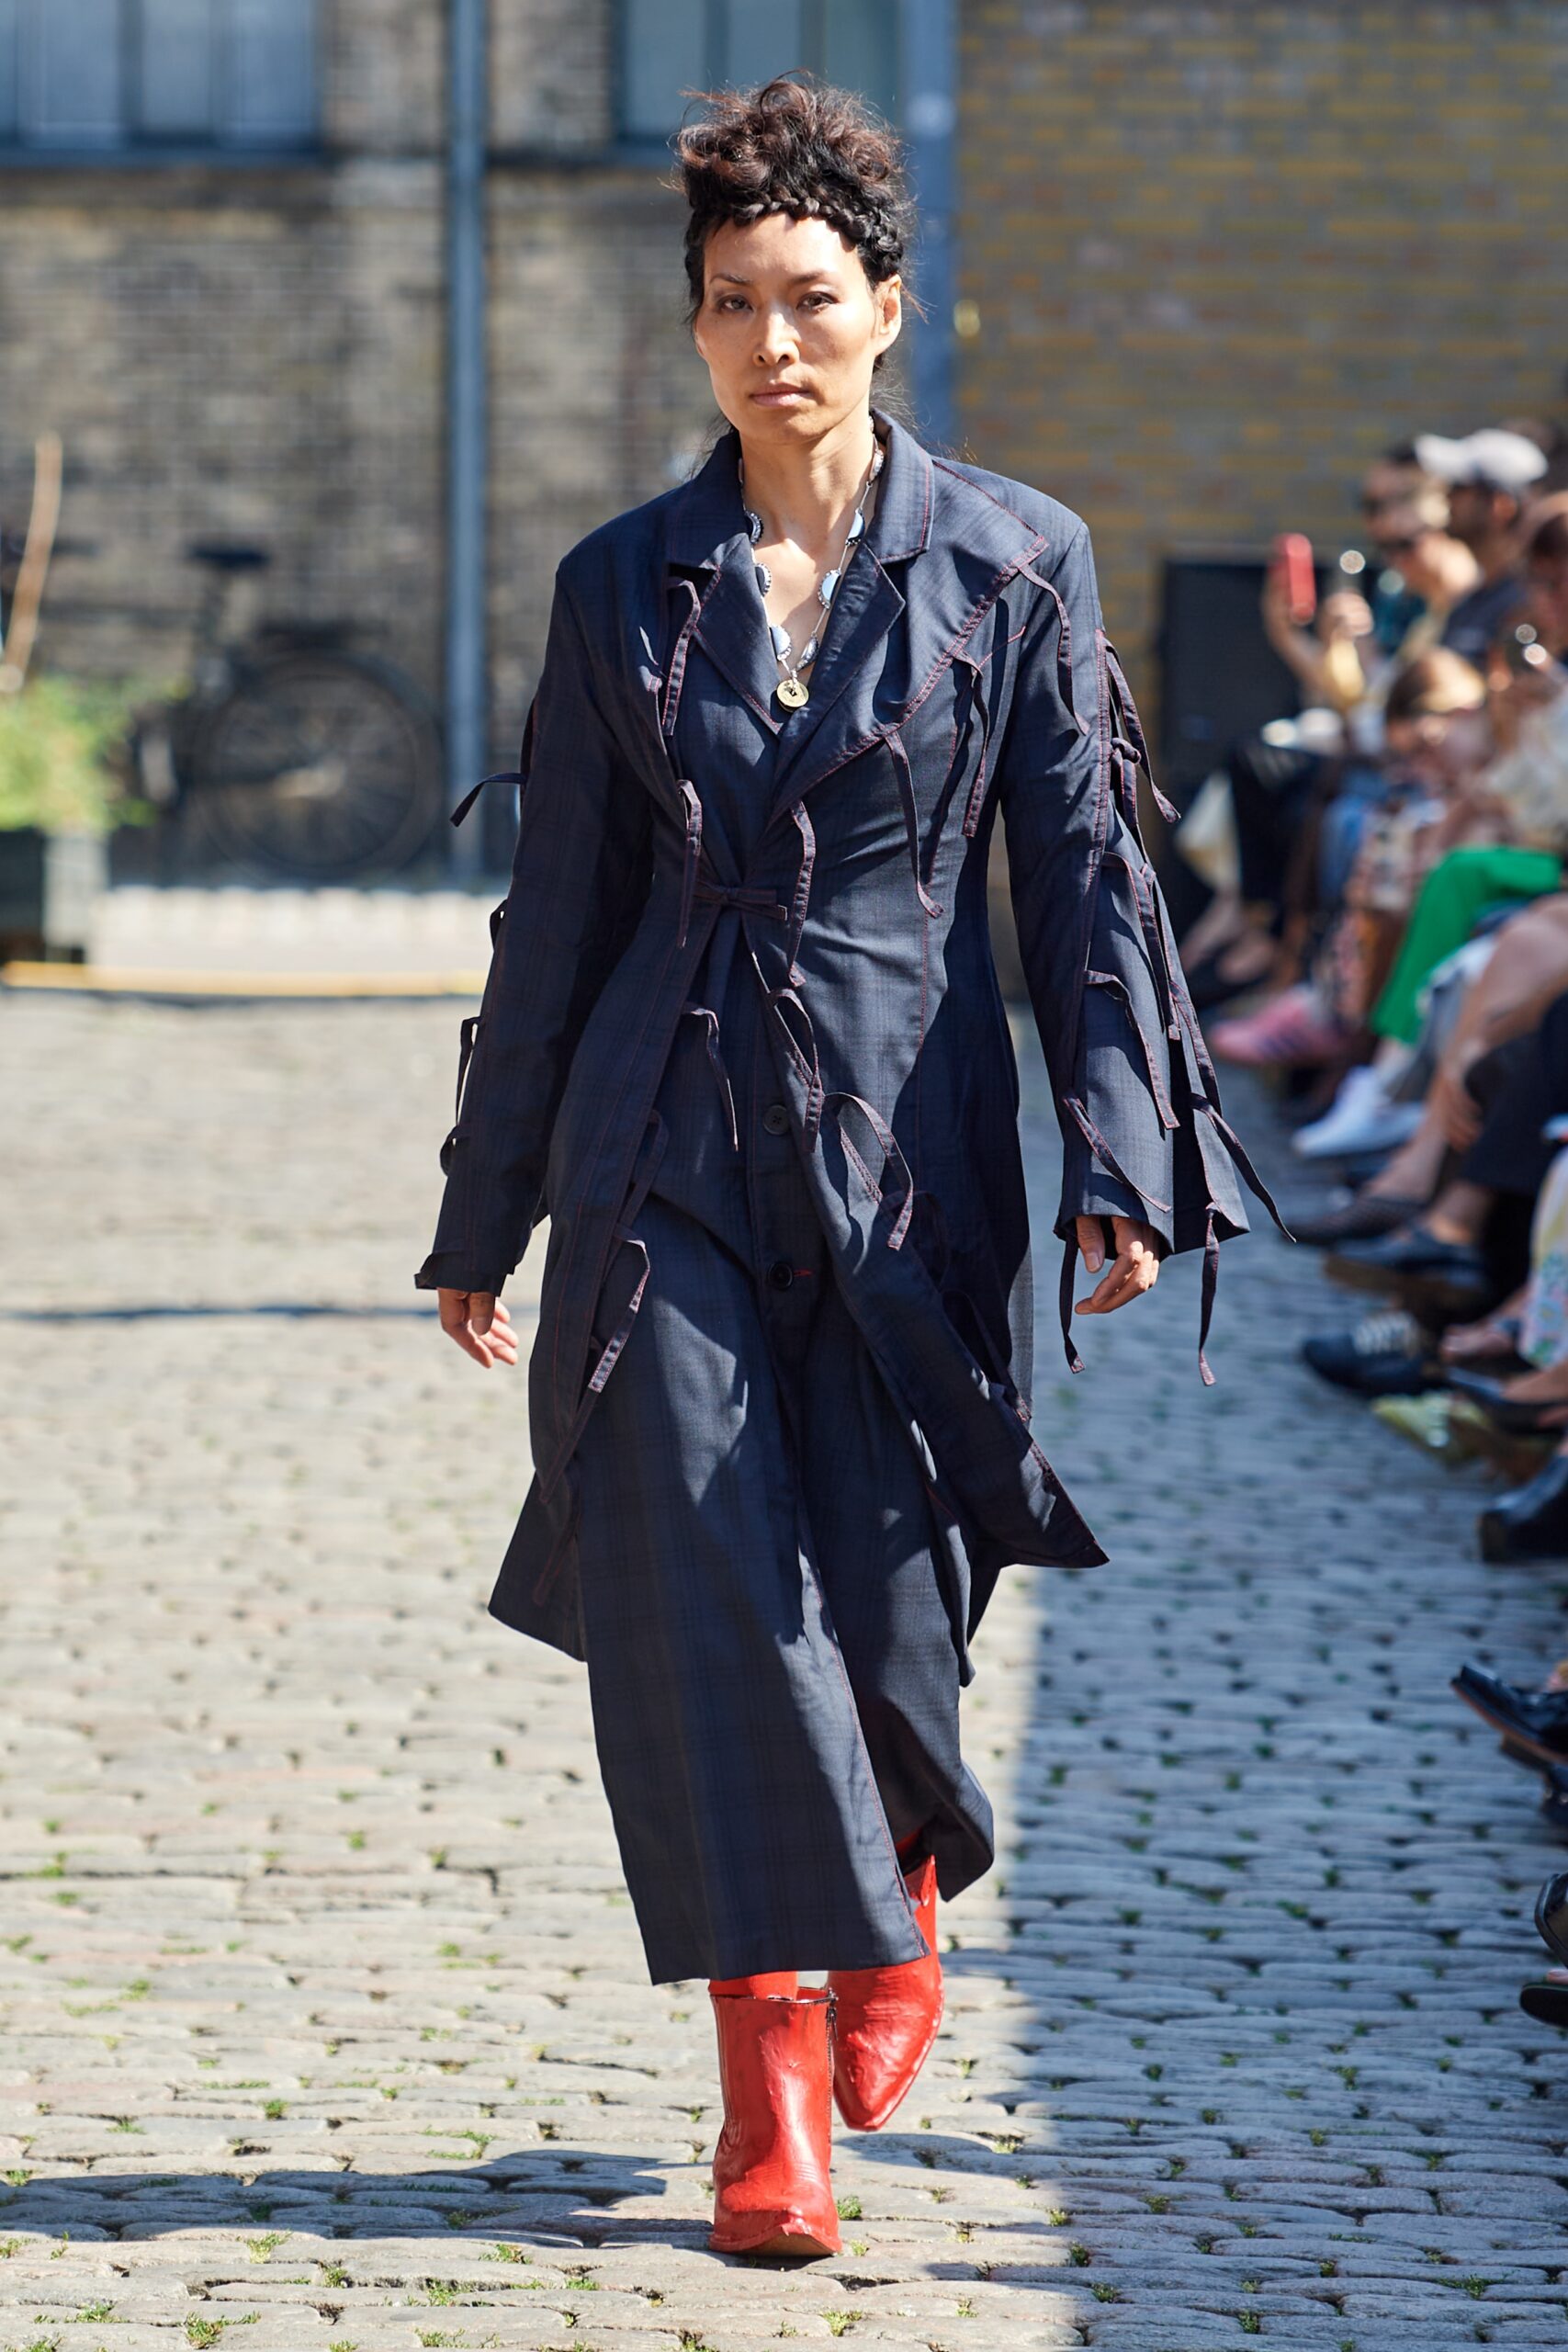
top-left (612, 0), bottom-right (898, 155)
top-left (0, 0), bottom-right (321, 163)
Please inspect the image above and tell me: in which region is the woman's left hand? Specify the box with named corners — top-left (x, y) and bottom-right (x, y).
top-left (1074, 1215), bottom-right (1164, 1315)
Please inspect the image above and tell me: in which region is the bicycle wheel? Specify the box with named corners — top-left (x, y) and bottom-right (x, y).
top-left (190, 650), bottom-right (444, 880)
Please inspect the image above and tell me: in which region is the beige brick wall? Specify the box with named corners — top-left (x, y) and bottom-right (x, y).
top-left (956, 0), bottom-right (1568, 702)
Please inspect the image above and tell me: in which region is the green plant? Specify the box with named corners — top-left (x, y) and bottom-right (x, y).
top-left (0, 673), bottom-right (148, 834)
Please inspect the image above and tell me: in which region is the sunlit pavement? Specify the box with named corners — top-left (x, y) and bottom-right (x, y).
top-left (3, 989), bottom-right (1565, 2348)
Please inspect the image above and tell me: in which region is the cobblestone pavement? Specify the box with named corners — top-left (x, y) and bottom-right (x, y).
top-left (4, 990), bottom-right (1568, 2351)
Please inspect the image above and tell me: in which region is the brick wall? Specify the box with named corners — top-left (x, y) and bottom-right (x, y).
top-left (0, 0), bottom-right (714, 835)
top-left (956, 0), bottom-right (1568, 703)
top-left (0, 0), bottom-right (446, 709)
top-left (10, 1), bottom-right (1563, 865)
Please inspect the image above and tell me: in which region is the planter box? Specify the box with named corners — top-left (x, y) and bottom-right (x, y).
top-left (0, 828), bottom-right (107, 963)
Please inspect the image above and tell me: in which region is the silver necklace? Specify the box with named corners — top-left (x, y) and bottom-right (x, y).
top-left (740, 437), bottom-right (884, 710)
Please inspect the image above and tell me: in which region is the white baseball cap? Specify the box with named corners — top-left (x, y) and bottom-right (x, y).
top-left (1415, 428), bottom-right (1549, 495)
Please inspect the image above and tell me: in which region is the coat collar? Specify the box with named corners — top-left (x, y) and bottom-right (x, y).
top-left (658, 413), bottom-right (935, 782)
top-left (649, 412), bottom-right (1041, 818)
top-left (662, 406), bottom-right (934, 572)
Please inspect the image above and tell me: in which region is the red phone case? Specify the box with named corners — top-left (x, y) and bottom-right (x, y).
top-left (1274, 533), bottom-right (1316, 626)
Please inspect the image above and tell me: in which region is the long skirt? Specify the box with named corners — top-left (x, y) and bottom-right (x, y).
top-left (572, 1174), bottom-right (996, 1986)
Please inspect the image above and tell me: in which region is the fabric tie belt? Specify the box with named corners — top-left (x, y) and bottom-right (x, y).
top-left (693, 877), bottom-right (790, 922)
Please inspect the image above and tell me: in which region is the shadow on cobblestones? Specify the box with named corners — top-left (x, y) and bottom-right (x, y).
top-left (0, 2158), bottom-right (676, 2242)
top-left (3, 1305), bottom-right (433, 1323)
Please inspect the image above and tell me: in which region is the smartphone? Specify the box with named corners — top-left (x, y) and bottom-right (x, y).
top-left (1272, 532), bottom-right (1316, 627)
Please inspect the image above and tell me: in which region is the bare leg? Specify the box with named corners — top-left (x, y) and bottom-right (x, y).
top-left (1360, 1104), bottom-right (1449, 1204)
top-left (1424, 1179), bottom-right (1494, 1248)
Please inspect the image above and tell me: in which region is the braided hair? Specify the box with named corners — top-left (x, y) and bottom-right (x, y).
top-left (674, 75), bottom-right (913, 320)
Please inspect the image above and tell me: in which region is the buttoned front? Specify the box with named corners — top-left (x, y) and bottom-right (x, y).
top-left (416, 414), bottom-right (1274, 1979)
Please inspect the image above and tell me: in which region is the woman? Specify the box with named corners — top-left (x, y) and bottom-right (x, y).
top-left (418, 78), bottom-right (1263, 2260)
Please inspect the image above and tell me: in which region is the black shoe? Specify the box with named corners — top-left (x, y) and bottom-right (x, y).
top-left (1519, 1980), bottom-right (1568, 2027)
top-left (1287, 1192), bottom-right (1426, 1250)
top-left (1325, 1221), bottom-right (1495, 1319)
top-left (1450, 1665), bottom-right (1568, 1765)
top-left (1184, 950), bottom-right (1260, 1012)
top-left (1536, 1871), bottom-right (1568, 1970)
top-left (1446, 1368), bottom-right (1568, 1437)
top-left (1480, 1453), bottom-right (1568, 1565)
top-left (1300, 1308), bottom-right (1438, 1396)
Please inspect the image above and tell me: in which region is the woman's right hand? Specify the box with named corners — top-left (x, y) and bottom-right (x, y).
top-left (436, 1290), bottom-right (518, 1370)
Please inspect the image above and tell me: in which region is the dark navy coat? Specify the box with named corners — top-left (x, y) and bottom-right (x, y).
top-left (418, 414), bottom-right (1265, 1665)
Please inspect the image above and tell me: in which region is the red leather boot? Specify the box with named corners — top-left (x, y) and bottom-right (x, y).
top-left (707, 1983), bottom-right (841, 2258)
top-left (829, 1853), bottom-right (942, 2130)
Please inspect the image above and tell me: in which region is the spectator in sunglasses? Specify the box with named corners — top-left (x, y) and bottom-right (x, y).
top-left (1416, 427), bottom-right (1546, 662)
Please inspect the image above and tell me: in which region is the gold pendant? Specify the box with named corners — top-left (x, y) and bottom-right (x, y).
top-left (776, 677), bottom-right (809, 710)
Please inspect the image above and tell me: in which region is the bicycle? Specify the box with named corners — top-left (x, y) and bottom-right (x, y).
top-left (129, 541), bottom-right (446, 882)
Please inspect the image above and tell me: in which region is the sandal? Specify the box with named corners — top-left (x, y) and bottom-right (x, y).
top-left (1446, 1369), bottom-right (1568, 1438)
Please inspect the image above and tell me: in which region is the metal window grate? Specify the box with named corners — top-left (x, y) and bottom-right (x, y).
top-left (0, 0), bottom-right (316, 151)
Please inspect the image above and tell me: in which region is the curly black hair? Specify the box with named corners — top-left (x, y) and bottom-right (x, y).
top-left (673, 75), bottom-right (913, 319)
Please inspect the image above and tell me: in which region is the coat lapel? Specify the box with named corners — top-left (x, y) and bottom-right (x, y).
top-left (689, 555), bottom-right (784, 734)
top-left (660, 430), bottom-right (782, 735)
top-left (768, 412), bottom-right (933, 808)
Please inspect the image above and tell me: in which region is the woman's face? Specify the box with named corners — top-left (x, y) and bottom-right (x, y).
top-left (693, 212), bottom-right (902, 451)
top-left (1385, 707), bottom-right (1488, 785)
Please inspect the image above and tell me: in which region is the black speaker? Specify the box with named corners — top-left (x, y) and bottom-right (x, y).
top-left (1157, 551), bottom-right (1322, 809)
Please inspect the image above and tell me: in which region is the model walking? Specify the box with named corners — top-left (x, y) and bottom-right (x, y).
top-left (420, 77), bottom-right (1269, 2258)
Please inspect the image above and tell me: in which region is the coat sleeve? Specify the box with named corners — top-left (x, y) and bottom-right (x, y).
top-left (415, 568), bottom-right (652, 1298)
top-left (996, 519), bottom-right (1280, 1377)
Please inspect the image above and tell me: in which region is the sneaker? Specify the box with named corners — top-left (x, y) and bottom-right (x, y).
top-left (1300, 1308), bottom-right (1437, 1396)
top-left (1292, 1066), bottom-right (1427, 1159)
top-left (1209, 985), bottom-right (1347, 1069)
